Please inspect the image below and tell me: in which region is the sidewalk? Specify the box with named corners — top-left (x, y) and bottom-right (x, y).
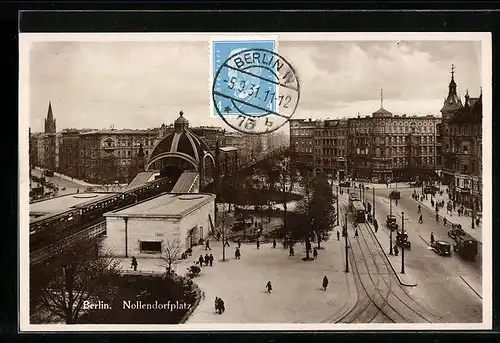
top-left (363, 220), bottom-right (418, 287)
top-left (414, 189), bottom-right (482, 243)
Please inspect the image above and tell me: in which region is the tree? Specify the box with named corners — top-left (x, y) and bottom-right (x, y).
top-left (276, 156), bottom-right (297, 233)
top-left (160, 239), bottom-right (183, 275)
top-left (36, 239), bottom-right (121, 324)
top-left (309, 172), bottom-right (335, 249)
top-left (216, 203), bottom-right (232, 262)
top-left (287, 172), bottom-right (334, 258)
top-left (257, 159), bottom-right (280, 222)
top-left (287, 201), bottom-right (314, 260)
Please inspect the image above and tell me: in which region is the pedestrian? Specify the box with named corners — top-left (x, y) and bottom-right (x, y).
top-left (198, 255), bottom-right (204, 268)
top-left (337, 230), bottom-right (340, 241)
top-left (430, 232), bottom-right (435, 245)
top-left (224, 239), bottom-right (230, 247)
top-left (216, 297), bottom-right (224, 314)
top-left (436, 213), bottom-right (439, 222)
top-left (322, 276), bottom-right (329, 291)
top-left (289, 246), bottom-right (294, 256)
top-left (418, 204), bottom-right (421, 213)
top-left (419, 214), bottom-right (423, 224)
top-left (209, 253), bottom-right (214, 266)
top-left (205, 253), bottom-right (209, 266)
top-left (476, 218), bottom-right (480, 227)
top-left (237, 239), bottom-right (241, 248)
top-left (131, 256), bottom-right (138, 271)
top-left (393, 245), bottom-right (399, 256)
top-left (313, 247), bottom-right (318, 259)
top-left (205, 239), bottom-right (211, 250)
top-left (235, 247), bottom-right (241, 259)
top-left (214, 297), bottom-right (219, 313)
top-left (216, 232), bottom-right (221, 241)
top-left (354, 229), bottom-right (359, 238)
top-left (219, 298), bottom-right (225, 313)
top-left (273, 238), bottom-right (277, 248)
top-left (256, 239), bottom-right (260, 249)
top-left (443, 217), bottom-right (447, 226)
top-left (266, 281), bottom-right (273, 294)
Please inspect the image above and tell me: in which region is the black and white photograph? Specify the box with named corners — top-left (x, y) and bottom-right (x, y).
top-left (19, 32), bottom-right (491, 331)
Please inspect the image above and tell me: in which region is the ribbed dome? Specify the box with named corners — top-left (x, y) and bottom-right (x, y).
top-left (147, 111), bottom-right (213, 170)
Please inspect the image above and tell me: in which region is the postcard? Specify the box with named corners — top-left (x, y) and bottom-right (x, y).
top-left (19, 32), bottom-right (491, 331)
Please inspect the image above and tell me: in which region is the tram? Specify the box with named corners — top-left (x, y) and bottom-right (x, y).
top-left (351, 200), bottom-right (366, 223)
top-left (348, 192), bottom-right (360, 208)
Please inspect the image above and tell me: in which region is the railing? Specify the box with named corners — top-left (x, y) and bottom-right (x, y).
top-left (30, 220), bottom-right (106, 266)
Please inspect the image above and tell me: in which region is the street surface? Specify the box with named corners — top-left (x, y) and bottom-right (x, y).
top-left (352, 186), bottom-right (482, 323)
top-left (31, 168), bottom-right (86, 195)
top-left (118, 233), bottom-right (357, 324)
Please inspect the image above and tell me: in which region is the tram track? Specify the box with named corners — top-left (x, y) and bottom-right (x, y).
top-left (334, 198), bottom-right (438, 323)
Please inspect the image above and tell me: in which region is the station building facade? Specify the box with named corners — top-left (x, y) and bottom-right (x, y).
top-left (103, 193), bottom-right (216, 258)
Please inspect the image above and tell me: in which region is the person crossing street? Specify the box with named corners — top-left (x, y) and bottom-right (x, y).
top-left (322, 276), bottom-right (329, 291)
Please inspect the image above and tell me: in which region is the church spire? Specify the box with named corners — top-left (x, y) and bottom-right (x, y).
top-left (44, 100), bottom-right (56, 133)
top-left (381, 89), bottom-right (383, 108)
top-left (448, 64), bottom-right (457, 97)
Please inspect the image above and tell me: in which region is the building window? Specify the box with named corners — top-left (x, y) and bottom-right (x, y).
top-left (140, 241), bottom-right (162, 253)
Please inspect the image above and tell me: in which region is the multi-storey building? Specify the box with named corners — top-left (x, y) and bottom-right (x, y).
top-left (191, 126), bottom-right (226, 151)
top-left (290, 95), bottom-right (440, 182)
top-left (58, 129), bottom-right (81, 176)
top-left (289, 118), bottom-right (316, 169)
top-left (348, 104), bottom-right (440, 182)
top-left (78, 129), bottom-right (159, 183)
top-left (313, 119), bottom-right (348, 179)
top-left (440, 68), bottom-right (482, 212)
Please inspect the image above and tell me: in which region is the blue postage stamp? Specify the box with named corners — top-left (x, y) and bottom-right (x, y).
top-left (211, 40), bottom-right (277, 117)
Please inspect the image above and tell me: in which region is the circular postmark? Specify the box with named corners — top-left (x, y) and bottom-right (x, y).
top-left (212, 48), bottom-right (300, 134)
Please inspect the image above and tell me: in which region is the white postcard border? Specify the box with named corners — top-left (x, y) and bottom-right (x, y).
top-left (19, 32), bottom-right (492, 332)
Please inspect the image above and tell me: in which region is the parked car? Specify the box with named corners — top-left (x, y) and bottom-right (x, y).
top-left (386, 215), bottom-right (398, 231)
top-left (448, 224), bottom-right (465, 240)
top-left (431, 240), bottom-right (452, 256)
top-left (396, 230), bottom-right (411, 249)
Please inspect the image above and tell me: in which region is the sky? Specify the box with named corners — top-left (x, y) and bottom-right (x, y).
top-left (28, 39), bottom-right (482, 133)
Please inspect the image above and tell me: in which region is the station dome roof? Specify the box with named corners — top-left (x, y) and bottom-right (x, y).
top-left (148, 111), bottom-right (213, 169)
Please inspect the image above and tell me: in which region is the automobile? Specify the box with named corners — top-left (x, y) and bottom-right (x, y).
top-left (431, 240), bottom-right (452, 256)
top-left (396, 230), bottom-right (411, 249)
top-left (386, 215), bottom-right (398, 231)
top-left (448, 224), bottom-right (465, 240)
top-left (410, 180), bottom-right (423, 187)
top-left (339, 181), bottom-right (350, 187)
top-left (389, 190), bottom-right (401, 200)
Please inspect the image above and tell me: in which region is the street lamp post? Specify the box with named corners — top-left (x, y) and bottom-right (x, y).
top-left (124, 216), bottom-right (129, 258)
top-left (336, 186), bottom-right (340, 226)
top-left (344, 213), bottom-right (349, 273)
top-left (389, 227), bottom-right (393, 255)
top-left (471, 177), bottom-right (475, 229)
top-left (372, 186), bottom-right (375, 218)
top-left (401, 211), bottom-right (405, 274)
